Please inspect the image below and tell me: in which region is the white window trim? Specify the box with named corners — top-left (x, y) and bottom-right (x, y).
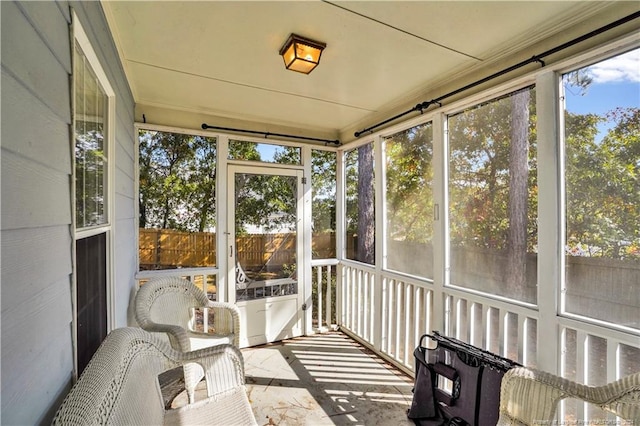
top-left (71, 10), bottom-right (116, 378)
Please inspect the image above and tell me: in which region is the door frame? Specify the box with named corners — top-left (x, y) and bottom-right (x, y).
top-left (227, 164), bottom-right (306, 346)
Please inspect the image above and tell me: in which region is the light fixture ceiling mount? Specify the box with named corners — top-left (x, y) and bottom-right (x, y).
top-left (279, 33), bottom-right (326, 75)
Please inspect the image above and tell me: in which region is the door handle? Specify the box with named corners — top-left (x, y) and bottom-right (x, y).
top-left (230, 245), bottom-right (233, 257)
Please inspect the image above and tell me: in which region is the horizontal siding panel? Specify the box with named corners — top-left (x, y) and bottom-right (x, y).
top-left (1, 324), bottom-right (73, 425)
top-left (114, 218), bottom-right (136, 265)
top-left (16, 0), bottom-right (72, 72)
top-left (1, 276), bottom-right (73, 360)
top-left (114, 165), bottom-right (135, 200)
top-left (1, 276), bottom-right (73, 403)
top-left (115, 217), bottom-right (135, 249)
top-left (1, 70), bottom-right (71, 174)
top-left (1, 226), bottom-right (72, 311)
top-left (115, 96), bottom-right (136, 139)
top-left (1, 1), bottom-right (71, 123)
top-left (114, 192), bottom-right (135, 221)
top-left (114, 217), bottom-right (136, 327)
top-left (115, 123), bottom-right (135, 172)
top-left (1, 149), bottom-right (71, 230)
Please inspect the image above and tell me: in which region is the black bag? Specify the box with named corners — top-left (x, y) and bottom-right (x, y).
top-left (407, 332), bottom-right (521, 426)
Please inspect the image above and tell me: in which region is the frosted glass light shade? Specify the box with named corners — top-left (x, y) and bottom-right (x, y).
top-left (279, 34), bottom-right (326, 74)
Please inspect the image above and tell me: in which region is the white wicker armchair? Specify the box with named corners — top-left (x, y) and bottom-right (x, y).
top-left (135, 276), bottom-right (241, 402)
top-left (498, 367), bottom-right (640, 425)
top-left (53, 327), bottom-right (257, 425)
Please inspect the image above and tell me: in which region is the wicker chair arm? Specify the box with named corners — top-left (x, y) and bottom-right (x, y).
top-left (141, 321), bottom-right (191, 352)
top-left (498, 367), bottom-right (640, 425)
top-left (177, 344), bottom-right (246, 397)
top-left (206, 301), bottom-right (241, 346)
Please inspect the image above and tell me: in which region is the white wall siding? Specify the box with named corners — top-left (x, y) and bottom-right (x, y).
top-left (1, 71), bottom-right (71, 170)
top-left (1, 150), bottom-right (71, 228)
top-left (0, 1), bottom-right (135, 424)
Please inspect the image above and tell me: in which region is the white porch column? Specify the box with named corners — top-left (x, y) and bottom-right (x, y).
top-left (536, 70), bottom-right (562, 375)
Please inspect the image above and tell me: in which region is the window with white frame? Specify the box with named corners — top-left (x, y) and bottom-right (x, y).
top-left (562, 48), bottom-right (640, 331)
top-left (384, 122), bottom-right (434, 279)
top-left (138, 129), bottom-right (218, 271)
top-left (311, 149), bottom-right (337, 259)
top-left (345, 142), bottom-right (375, 264)
top-left (75, 42), bottom-right (108, 229)
top-left (73, 15), bottom-right (115, 376)
top-left (447, 86), bottom-right (538, 303)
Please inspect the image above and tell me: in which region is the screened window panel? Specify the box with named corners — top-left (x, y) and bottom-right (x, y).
top-left (562, 48), bottom-right (640, 330)
top-left (228, 140), bottom-right (301, 165)
top-left (312, 150), bottom-right (337, 259)
top-left (138, 130), bottom-right (217, 270)
top-left (345, 142), bottom-right (375, 264)
top-left (384, 122), bottom-right (434, 279)
top-left (448, 86), bottom-right (537, 303)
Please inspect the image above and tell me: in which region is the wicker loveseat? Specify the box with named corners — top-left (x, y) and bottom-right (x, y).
top-left (53, 327), bottom-right (257, 425)
top-left (498, 367), bottom-right (640, 425)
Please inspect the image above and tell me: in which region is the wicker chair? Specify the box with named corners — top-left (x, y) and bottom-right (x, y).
top-left (135, 276), bottom-right (241, 403)
top-left (53, 327), bottom-right (257, 425)
top-left (498, 367), bottom-right (640, 425)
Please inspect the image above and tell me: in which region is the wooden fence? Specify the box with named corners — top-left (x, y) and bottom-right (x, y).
top-left (139, 229), bottom-right (336, 270)
top-left (140, 230), bottom-right (638, 328)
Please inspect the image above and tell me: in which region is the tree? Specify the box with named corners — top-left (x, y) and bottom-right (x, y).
top-left (75, 125), bottom-right (105, 227)
top-left (311, 150), bottom-right (337, 233)
top-left (357, 143), bottom-right (375, 264)
top-left (506, 89), bottom-right (531, 295)
top-left (565, 107), bottom-right (640, 259)
top-left (139, 131), bottom-right (191, 230)
top-left (385, 123), bottom-right (434, 243)
top-left (447, 87), bottom-right (538, 300)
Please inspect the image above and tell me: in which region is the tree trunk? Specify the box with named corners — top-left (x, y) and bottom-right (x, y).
top-left (139, 198), bottom-right (147, 228)
top-left (506, 90), bottom-right (530, 298)
top-left (357, 144), bottom-right (375, 264)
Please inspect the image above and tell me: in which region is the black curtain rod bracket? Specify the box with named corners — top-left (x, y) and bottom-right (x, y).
top-left (354, 11), bottom-right (640, 138)
top-left (201, 123), bottom-right (341, 146)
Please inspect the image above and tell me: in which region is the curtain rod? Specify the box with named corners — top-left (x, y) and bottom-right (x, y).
top-left (201, 123), bottom-right (341, 146)
top-left (354, 11), bottom-right (640, 138)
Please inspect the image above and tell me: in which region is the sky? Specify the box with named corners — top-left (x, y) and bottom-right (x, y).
top-left (564, 47), bottom-right (640, 138)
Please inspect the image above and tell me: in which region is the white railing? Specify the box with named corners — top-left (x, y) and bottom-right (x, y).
top-left (340, 261), bottom-right (377, 345)
top-left (135, 267), bottom-right (219, 301)
top-left (311, 259), bottom-right (339, 331)
top-left (558, 316), bottom-right (640, 423)
top-left (336, 259), bottom-right (640, 422)
top-left (380, 271), bottom-right (434, 370)
top-left (441, 287), bottom-right (539, 367)
top-left (339, 261), bottom-right (436, 373)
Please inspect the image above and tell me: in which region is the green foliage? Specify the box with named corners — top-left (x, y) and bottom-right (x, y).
top-left (448, 88), bottom-right (538, 251)
top-left (311, 150), bottom-right (337, 233)
top-left (234, 173), bottom-right (297, 235)
top-left (76, 126), bottom-right (106, 227)
top-left (566, 107), bottom-right (640, 259)
top-left (139, 130), bottom-right (217, 232)
top-left (385, 123), bottom-right (434, 243)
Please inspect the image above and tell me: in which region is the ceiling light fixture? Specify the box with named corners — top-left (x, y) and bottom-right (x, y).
top-left (279, 33), bottom-right (326, 74)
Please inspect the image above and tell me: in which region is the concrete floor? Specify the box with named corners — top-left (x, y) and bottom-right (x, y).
top-left (242, 332), bottom-right (415, 426)
top-left (167, 331), bottom-right (416, 425)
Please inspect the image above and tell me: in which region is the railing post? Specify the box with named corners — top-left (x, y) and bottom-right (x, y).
top-left (317, 265), bottom-right (323, 330)
top-left (325, 265), bottom-right (332, 328)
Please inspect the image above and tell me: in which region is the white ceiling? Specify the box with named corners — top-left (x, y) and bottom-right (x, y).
top-left (102, 1), bottom-right (631, 140)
